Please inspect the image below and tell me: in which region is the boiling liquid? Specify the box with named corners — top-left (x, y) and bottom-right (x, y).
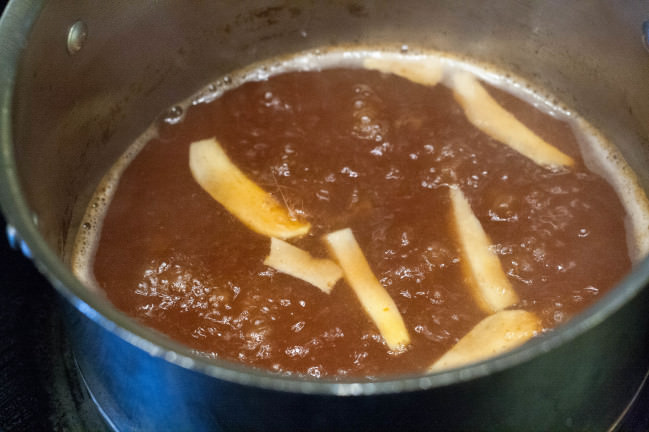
top-left (72, 49), bottom-right (649, 378)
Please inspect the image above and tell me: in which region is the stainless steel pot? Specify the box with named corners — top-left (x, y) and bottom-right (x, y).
top-left (2, 1), bottom-right (649, 430)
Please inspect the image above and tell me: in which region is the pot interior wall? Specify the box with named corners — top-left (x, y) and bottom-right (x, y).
top-left (10, 0), bottom-right (649, 273)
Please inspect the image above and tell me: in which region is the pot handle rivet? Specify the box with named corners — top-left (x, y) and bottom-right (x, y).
top-left (67, 20), bottom-right (88, 56)
top-left (643, 20), bottom-right (649, 53)
top-left (5, 225), bottom-right (32, 259)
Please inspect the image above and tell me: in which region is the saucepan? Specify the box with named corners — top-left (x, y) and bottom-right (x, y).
top-left (1, 1), bottom-right (649, 430)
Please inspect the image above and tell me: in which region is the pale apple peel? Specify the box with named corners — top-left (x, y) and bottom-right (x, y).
top-left (451, 71), bottom-right (574, 169)
top-left (323, 228), bottom-right (410, 350)
top-left (450, 187), bottom-right (519, 313)
top-left (264, 238), bottom-right (343, 294)
top-left (363, 57), bottom-right (444, 87)
top-left (189, 137), bottom-right (311, 239)
top-left (428, 309), bottom-right (541, 372)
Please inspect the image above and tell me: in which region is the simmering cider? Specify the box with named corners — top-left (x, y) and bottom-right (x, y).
top-left (72, 49), bottom-right (649, 378)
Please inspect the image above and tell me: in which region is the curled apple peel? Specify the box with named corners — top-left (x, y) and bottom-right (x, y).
top-left (450, 187), bottom-right (519, 313)
top-left (429, 309), bottom-right (541, 372)
top-left (323, 228), bottom-right (410, 350)
top-left (264, 238), bottom-right (342, 294)
top-left (451, 71), bottom-right (574, 169)
top-left (189, 137), bottom-right (311, 239)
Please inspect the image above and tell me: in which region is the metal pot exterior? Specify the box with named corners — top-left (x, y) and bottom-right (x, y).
top-left (2, 1), bottom-right (649, 430)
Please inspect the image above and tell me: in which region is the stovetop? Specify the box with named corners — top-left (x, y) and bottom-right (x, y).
top-left (0, 213), bottom-right (110, 431)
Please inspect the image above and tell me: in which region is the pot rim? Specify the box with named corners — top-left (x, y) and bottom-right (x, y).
top-left (1, 0), bottom-right (648, 397)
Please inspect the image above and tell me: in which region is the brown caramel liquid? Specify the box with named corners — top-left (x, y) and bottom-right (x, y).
top-left (81, 54), bottom-right (633, 378)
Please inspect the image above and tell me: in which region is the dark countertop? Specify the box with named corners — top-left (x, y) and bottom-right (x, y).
top-left (0, 213), bottom-right (110, 431)
top-left (0, 218), bottom-right (54, 431)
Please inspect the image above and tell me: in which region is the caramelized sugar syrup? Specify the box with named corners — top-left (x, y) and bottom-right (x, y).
top-left (72, 49), bottom-right (649, 378)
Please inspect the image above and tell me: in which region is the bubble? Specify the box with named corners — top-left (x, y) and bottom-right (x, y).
top-left (285, 345), bottom-right (309, 358)
top-left (340, 166), bottom-right (359, 178)
top-left (315, 189), bottom-right (330, 201)
top-left (163, 106), bottom-right (184, 124)
top-left (307, 366), bottom-right (322, 378)
top-left (384, 167), bottom-right (401, 180)
top-left (291, 321), bottom-right (306, 332)
top-left (572, 294), bottom-right (583, 303)
top-left (370, 144), bottom-right (386, 157)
